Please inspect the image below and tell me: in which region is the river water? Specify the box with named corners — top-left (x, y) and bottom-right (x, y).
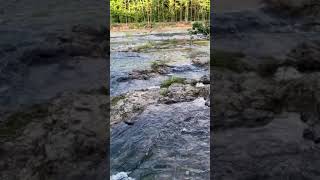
top-left (110, 30), bottom-right (210, 179)
top-left (110, 30), bottom-right (209, 96)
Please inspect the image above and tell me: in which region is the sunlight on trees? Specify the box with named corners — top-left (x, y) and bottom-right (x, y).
top-left (110, 0), bottom-right (210, 24)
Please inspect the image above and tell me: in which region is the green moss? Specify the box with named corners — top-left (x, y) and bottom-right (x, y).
top-left (160, 76), bottom-right (186, 88)
top-left (160, 88), bottom-right (169, 96)
top-left (111, 95), bottom-right (126, 106)
top-left (211, 50), bottom-right (249, 73)
top-left (0, 104), bottom-right (48, 138)
top-left (133, 41), bottom-right (154, 52)
top-left (151, 60), bottom-right (168, 71)
top-left (133, 39), bottom-right (186, 52)
top-left (193, 40), bottom-right (209, 46)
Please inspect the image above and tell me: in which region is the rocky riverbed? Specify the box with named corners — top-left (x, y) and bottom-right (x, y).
top-left (212, 1), bottom-right (320, 179)
top-left (110, 29), bottom-right (210, 179)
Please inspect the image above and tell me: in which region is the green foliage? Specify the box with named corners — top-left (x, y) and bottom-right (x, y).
top-left (188, 21), bottom-right (210, 35)
top-left (160, 76), bottom-right (186, 88)
top-left (111, 0), bottom-right (210, 24)
top-left (151, 60), bottom-right (168, 71)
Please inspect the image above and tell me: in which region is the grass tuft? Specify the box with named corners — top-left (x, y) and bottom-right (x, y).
top-left (160, 76), bottom-right (186, 88)
top-left (151, 60), bottom-right (168, 71)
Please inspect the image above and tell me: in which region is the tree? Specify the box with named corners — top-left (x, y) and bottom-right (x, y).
top-left (110, 0), bottom-right (210, 24)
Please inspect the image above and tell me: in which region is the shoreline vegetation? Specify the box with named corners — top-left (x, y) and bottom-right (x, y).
top-left (110, 0), bottom-right (210, 25)
top-left (111, 21), bottom-right (192, 31)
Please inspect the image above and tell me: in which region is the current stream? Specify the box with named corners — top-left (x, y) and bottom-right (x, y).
top-left (110, 30), bottom-right (209, 96)
top-left (110, 30), bottom-right (210, 179)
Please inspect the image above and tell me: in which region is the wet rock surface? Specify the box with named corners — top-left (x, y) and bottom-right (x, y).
top-left (0, 0), bottom-right (107, 179)
top-left (111, 77), bottom-right (210, 125)
top-left (0, 24), bottom-right (108, 108)
top-left (111, 98), bottom-right (210, 179)
top-left (212, 5), bottom-right (320, 178)
top-left (110, 29), bottom-right (210, 178)
top-left (0, 90), bottom-right (108, 180)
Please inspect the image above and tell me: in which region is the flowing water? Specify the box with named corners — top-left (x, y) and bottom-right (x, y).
top-left (110, 30), bottom-right (209, 96)
top-left (110, 30), bottom-right (210, 179)
top-left (111, 98), bottom-right (210, 179)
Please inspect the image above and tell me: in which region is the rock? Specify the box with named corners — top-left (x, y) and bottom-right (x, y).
top-left (213, 71), bottom-right (278, 129)
top-left (277, 73), bottom-right (320, 112)
top-left (303, 128), bottom-right (315, 140)
top-left (200, 74), bottom-right (210, 84)
top-left (159, 84), bottom-right (209, 104)
top-left (111, 89), bottom-right (159, 125)
top-left (0, 91), bottom-right (108, 180)
top-left (111, 99), bottom-right (209, 179)
top-left (192, 57), bottom-right (209, 67)
top-left (185, 78), bottom-right (198, 86)
top-left (213, 112), bottom-right (320, 180)
top-left (116, 70), bottom-right (155, 82)
top-left (111, 84), bottom-right (210, 124)
top-left (285, 40), bottom-right (320, 72)
top-left (274, 66), bottom-right (302, 82)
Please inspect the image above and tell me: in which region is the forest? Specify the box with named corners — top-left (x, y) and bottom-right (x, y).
top-left (110, 0), bottom-right (210, 24)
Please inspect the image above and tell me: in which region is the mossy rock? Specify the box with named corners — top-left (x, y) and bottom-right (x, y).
top-left (160, 88), bottom-right (169, 96)
top-left (160, 76), bottom-right (186, 88)
top-left (111, 95), bottom-right (126, 106)
top-left (151, 60), bottom-right (169, 71)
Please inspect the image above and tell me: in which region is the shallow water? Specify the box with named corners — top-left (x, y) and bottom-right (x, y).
top-left (111, 98), bottom-right (210, 179)
top-left (110, 30), bottom-right (210, 178)
top-left (110, 30), bottom-right (209, 96)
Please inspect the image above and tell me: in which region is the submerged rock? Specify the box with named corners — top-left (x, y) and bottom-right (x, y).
top-left (111, 98), bottom-right (209, 179)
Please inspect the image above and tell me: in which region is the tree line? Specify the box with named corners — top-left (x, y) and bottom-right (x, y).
top-left (110, 0), bottom-right (210, 24)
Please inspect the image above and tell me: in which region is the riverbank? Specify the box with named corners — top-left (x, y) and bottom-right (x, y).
top-left (111, 22), bottom-right (193, 32)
